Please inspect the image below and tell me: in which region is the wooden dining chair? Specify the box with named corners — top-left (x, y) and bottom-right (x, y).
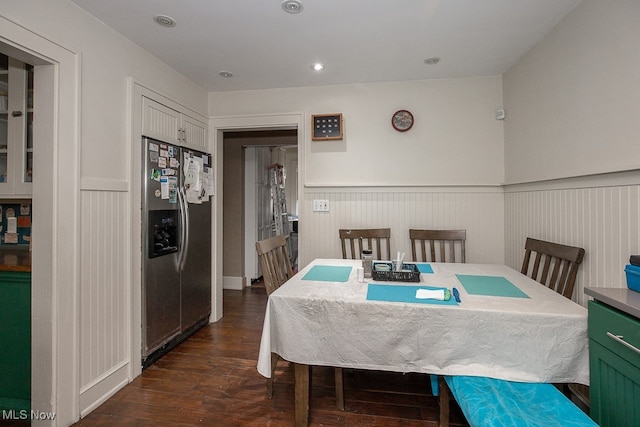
top-left (410, 229), bottom-right (466, 410)
top-left (409, 229), bottom-right (466, 263)
top-left (256, 234), bottom-right (293, 297)
top-left (255, 235), bottom-right (293, 400)
top-left (520, 237), bottom-right (588, 410)
top-left (337, 228), bottom-right (395, 410)
top-left (256, 235), bottom-right (345, 410)
top-left (520, 237), bottom-right (585, 300)
top-left (339, 228), bottom-right (391, 260)
top-left (336, 227), bottom-right (392, 410)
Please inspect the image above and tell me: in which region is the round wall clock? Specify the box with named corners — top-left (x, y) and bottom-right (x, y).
top-left (392, 110), bottom-right (414, 132)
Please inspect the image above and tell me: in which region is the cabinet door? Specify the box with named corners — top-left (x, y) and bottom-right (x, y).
top-left (12, 60), bottom-right (33, 196)
top-left (181, 113), bottom-right (207, 151)
top-left (142, 96), bottom-right (180, 145)
top-left (590, 339), bottom-right (640, 426)
top-left (0, 272), bottom-right (31, 412)
top-left (0, 56), bottom-right (32, 197)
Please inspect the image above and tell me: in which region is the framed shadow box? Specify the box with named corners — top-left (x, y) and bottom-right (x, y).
top-left (312, 113), bottom-right (343, 141)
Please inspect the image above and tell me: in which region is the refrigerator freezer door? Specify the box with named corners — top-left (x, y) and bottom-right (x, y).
top-left (142, 137), bottom-right (183, 359)
top-left (143, 137), bottom-right (181, 212)
top-left (142, 250), bottom-right (181, 356)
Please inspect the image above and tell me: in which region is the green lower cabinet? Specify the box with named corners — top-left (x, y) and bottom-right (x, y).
top-left (0, 271), bottom-right (31, 415)
top-left (588, 301), bottom-right (640, 427)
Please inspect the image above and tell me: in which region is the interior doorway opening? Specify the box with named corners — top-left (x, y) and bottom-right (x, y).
top-left (221, 129), bottom-right (298, 291)
top-left (0, 27), bottom-right (78, 422)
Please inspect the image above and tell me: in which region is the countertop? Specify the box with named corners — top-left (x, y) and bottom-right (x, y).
top-left (0, 249), bottom-right (31, 273)
top-left (584, 287), bottom-right (640, 319)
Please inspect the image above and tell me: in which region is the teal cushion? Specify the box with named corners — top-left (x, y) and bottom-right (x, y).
top-left (445, 376), bottom-right (597, 427)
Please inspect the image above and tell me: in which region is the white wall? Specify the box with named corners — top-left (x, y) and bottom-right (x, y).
top-left (210, 76), bottom-right (505, 186)
top-left (210, 77), bottom-right (507, 269)
top-left (503, 0), bottom-right (640, 184)
top-left (503, 0), bottom-right (640, 299)
top-left (0, 1), bottom-right (209, 424)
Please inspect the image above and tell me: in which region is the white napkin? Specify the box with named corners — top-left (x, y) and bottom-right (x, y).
top-left (415, 289), bottom-right (445, 300)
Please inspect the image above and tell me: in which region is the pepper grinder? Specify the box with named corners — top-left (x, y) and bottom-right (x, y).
top-left (362, 249), bottom-right (373, 278)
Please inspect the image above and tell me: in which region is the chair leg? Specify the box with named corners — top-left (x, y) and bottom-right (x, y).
top-left (438, 376), bottom-right (450, 427)
top-left (267, 377), bottom-right (274, 399)
top-left (567, 383), bottom-right (590, 411)
top-left (334, 367), bottom-right (344, 410)
top-left (267, 352), bottom-right (279, 398)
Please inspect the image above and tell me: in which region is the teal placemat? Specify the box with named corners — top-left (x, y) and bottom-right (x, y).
top-left (302, 265), bottom-right (352, 282)
top-left (455, 274), bottom-right (529, 298)
top-left (415, 263), bottom-right (434, 274)
top-left (366, 284), bottom-right (458, 305)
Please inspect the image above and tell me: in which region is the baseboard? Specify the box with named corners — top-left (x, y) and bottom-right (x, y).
top-left (79, 362), bottom-right (129, 417)
top-left (223, 276), bottom-right (244, 290)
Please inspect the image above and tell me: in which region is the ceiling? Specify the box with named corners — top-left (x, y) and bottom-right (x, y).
top-left (70, 0), bottom-right (581, 92)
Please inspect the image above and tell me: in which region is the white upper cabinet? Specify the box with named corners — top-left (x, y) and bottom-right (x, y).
top-left (181, 113), bottom-right (208, 151)
top-left (142, 96), bottom-right (208, 151)
top-left (0, 54), bottom-right (33, 197)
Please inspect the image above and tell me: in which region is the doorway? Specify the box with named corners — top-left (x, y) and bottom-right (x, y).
top-left (0, 20), bottom-right (80, 424)
top-left (210, 113), bottom-right (304, 322)
top-left (221, 129), bottom-right (297, 290)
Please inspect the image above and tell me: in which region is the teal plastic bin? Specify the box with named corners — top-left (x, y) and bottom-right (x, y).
top-left (624, 264), bottom-right (640, 292)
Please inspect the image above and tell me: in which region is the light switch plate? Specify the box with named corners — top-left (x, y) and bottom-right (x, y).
top-left (312, 199), bottom-right (330, 212)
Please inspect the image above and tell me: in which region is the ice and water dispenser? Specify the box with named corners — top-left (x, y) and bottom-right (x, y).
top-left (148, 210), bottom-right (178, 258)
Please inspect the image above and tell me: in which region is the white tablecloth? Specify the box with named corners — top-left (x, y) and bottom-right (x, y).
top-left (257, 259), bottom-right (589, 385)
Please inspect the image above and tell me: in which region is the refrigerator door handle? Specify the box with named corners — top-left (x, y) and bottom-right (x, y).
top-left (177, 186), bottom-right (190, 272)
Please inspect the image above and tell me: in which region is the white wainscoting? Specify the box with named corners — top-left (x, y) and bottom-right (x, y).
top-left (505, 174), bottom-right (640, 307)
top-left (300, 187), bottom-right (505, 267)
top-left (78, 187), bottom-right (130, 415)
top-left (302, 179), bottom-right (640, 308)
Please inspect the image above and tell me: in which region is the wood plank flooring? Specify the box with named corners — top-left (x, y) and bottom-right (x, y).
top-left (69, 284), bottom-right (468, 426)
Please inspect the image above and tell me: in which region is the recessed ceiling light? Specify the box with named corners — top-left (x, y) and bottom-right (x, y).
top-left (218, 71), bottom-right (234, 78)
top-left (311, 63), bottom-right (324, 72)
top-left (153, 15), bottom-right (176, 28)
top-left (282, 0), bottom-right (304, 14)
top-left (424, 57), bottom-right (441, 65)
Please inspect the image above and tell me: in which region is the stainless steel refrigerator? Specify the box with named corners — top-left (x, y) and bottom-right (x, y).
top-left (141, 136), bottom-right (212, 367)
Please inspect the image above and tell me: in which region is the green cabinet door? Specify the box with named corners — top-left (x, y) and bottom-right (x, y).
top-left (0, 271), bottom-right (31, 413)
top-left (589, 301), bottom-right (640, 427)
top-left (590, 340), bottom-right (640, 426)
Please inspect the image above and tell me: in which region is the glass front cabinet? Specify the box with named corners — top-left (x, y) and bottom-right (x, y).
top-left (0, 53), bottom-right (33, 197)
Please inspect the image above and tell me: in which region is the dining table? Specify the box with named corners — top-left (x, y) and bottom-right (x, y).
top-left (257, 258), bottom-right (589, 426)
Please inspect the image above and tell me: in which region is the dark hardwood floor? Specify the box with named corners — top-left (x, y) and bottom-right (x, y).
top-left (69, 284), bottom-right (467, 426)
